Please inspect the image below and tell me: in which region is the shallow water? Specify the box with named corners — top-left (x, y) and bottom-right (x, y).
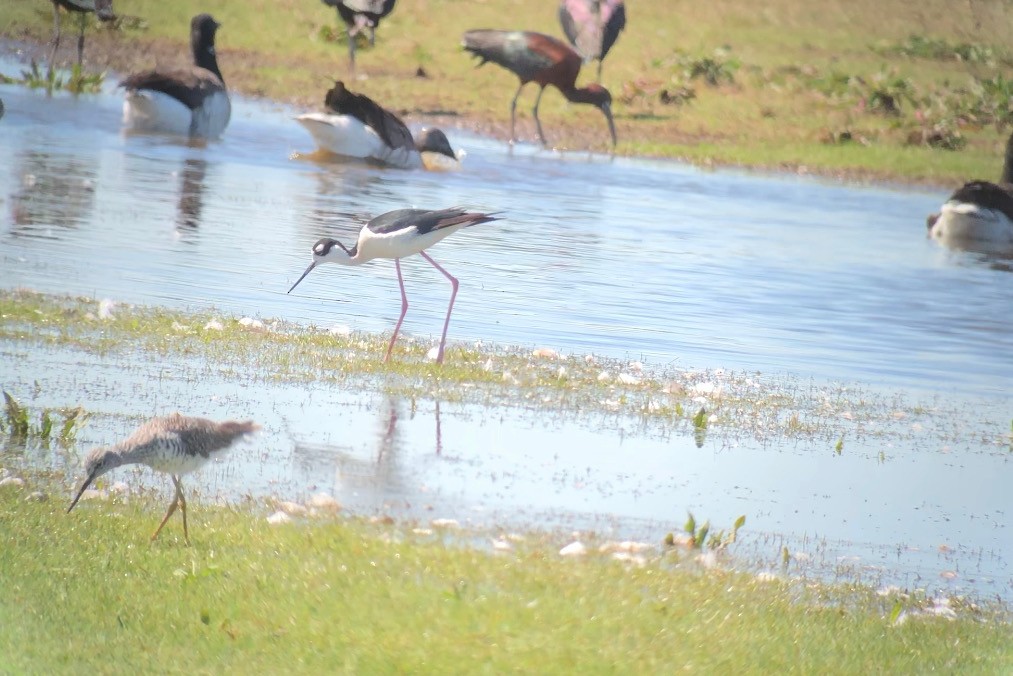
top-left (1, 56), bottom-right (1011, 601)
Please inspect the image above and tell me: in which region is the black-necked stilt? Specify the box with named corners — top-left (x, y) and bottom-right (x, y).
top-left (119, 14), bottom-right (231, 140)
top-left (927, 132), bottom-right (1013, 252)
top-left (559, 0), bottom-right (627, 83)
top-left (296, 80), bottom-right (460, 170)
top-left (67, 413), bottom-right (260, 544)
top-left (320, 0), bottom-right (397, 69)
top-left (50, 0), bottom-right (115, 67)
top-left (287, 207), bottom-right (501, 364)
top-left (462, 30), bottom-right (616, 151)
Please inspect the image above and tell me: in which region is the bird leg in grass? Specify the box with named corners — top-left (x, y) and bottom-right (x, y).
top-left (385, 259), bottom-right (410, 362)
top-left (532, 86), bottom-right (548, 146)
top-left (419, 251), bottom-right (459, 365)
top-left (151, 475), bottom-right (189, 544)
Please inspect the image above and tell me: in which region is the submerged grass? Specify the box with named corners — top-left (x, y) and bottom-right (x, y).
top-left (0, 482), bottom-right (1010, 673)
top-left (4, 288), bottom-right (1007, 450)
top-left (2, 0), bottom-right (1013, 182)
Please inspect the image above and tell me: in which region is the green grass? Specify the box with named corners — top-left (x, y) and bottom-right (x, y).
top-left (0, 484), bottom-right (1010, 673)
top-left (3, 0), bottom-right (1013, 182)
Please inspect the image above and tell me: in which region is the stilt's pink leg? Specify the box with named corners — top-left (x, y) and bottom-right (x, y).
top-left (419, 251), bottom-right (458, 364)
top-left (385, 259), bottom-right (409, 362)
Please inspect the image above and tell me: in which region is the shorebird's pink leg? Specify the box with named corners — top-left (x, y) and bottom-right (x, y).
top-left (419, 251), bottom-right (458, 364)
top-left (384, 259), bottom-right (409, 362)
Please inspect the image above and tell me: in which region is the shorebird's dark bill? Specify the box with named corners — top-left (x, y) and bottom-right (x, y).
top-left (66, 475), bottom-right (94, 513)
top-left (603, 103), bottom-right (617, 149)
top-left (288, 262), bottom-right (317, 293)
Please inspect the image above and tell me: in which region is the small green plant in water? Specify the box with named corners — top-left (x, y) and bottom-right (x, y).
top-left (2, 391), bottom-right (86, 446)
top-left (18, 61), bottom-right (104, 94)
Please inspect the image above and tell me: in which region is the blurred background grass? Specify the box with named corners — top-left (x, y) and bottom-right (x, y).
top-left (3, 0), bottom-right (1013, 181)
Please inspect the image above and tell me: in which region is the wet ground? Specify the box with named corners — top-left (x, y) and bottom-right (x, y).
top-left (1, 57), bottom-right (1011, 602)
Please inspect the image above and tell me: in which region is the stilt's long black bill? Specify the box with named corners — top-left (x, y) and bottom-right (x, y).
top-left (66, 475), bottom-right (94, 513)
top-left (288, 262), bottom-right (317, 294)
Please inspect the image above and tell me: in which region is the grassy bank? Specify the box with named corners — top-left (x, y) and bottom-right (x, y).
top-left (0, 481), bottom-right (1010, 673)
top-left (2, 0), bottom-right (1013, 183)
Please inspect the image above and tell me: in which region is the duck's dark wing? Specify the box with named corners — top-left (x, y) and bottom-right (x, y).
top-left (120, 67), bottom-right (225, 111)
top-left (949, 181), bottom-right (1013, 221)
top-left (324, 82), bottom-right (414, 152)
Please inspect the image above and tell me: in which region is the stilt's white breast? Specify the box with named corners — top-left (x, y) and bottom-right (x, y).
top-left (123, 91), bottom-right (194, 137)
top-left (930, 201), bottom-right (1013, 249)
top-left (295, 113), bottom-right (423, 169)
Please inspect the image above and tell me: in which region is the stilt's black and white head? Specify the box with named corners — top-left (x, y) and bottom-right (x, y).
top-left (287, 238), bottom-right (356, 293)
top-left (66, 446), bottom-right (124, 513)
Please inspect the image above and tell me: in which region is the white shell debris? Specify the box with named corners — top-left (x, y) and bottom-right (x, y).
top-left (532, 347), bottom-right (558, 359)
top-left (238, 317), bottom-right (264, 329)
top-left (617, 373), bottom-right (641, 385)
top-left (431, 518), bottom-right (459, 529)
top-left (492, 539), bottom-right (512, 551)
top-left (328, 324), bottom-right (352, 337)
top-left (426, 346), bottom-right (441, 361)
top-left (0, 477), bottom-right (25, 489)
top-left (97, 299), bottom-right (117, 320)
top-left (266, 510), bottom-right (291, 525)
top-left (599, 540), bottom-right (653, 554)
top-left (25, 491), bottom-right (48, 502)
top-left (276, 501), bottom-right (308, 517)
top-left (203, 319), bottom-right (225, 331)
top-left (559, 541), bottom-right (587, 557)
top-left (308, 493), bottom-right (341, 513)
top-left (109, 481), bottom-right (130, 495)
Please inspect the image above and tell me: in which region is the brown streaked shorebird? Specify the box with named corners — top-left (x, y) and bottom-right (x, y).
top-left (67, 413), bottom-right (260, 544)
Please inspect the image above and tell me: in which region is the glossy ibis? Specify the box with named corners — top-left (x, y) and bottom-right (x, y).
top-left (288, 208), bottom-right (501, 364)
top-left (50, 0), bottom-right (116, 66)
top-left (67, 413), bottom-right (260, 544)
top-left (320, 0), bottom-right (397, 69)
top-left (559, 0), bottom-right (626, 82)
top-left (295, 80), bottom-right (460, 170)
top-left (927, 131), bottom-right (1013, 252)
top-left (462, 29), bottom-right (616, 151)
top-left (119, 14), bottom-right (230, 140)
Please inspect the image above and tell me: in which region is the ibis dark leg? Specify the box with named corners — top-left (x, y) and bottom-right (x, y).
top-left (384, 259), bottom-right (409, 362)
top-left (509, 82), bottom-right (525, 144)
top-left (532, 86), bottom-right (548, 146)
top-left (347, 25), bottom-right (356, 70)
top-left (76, 12), bottom-right (86, 66)
top-left (50, 3), bottom-right (62, 66)
top-left (369, 24), bottom-right (376, 47)
top-left (596, 60), bottom-right (603, 83)
top-left (419, 251), bottom-right (458, 365)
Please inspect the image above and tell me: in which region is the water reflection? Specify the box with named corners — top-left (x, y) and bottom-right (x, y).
top-left (8, 149), bottom-right (98, 236)
top-left (175, 157), bottom-right (208, 230)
